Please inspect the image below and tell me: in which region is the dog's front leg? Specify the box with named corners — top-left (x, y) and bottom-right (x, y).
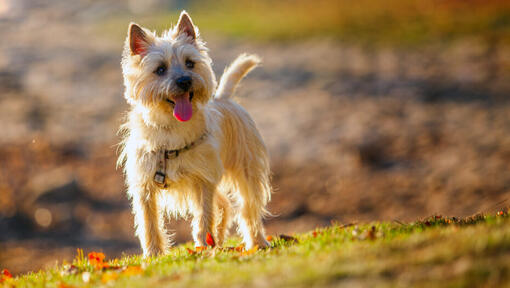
top-left (130, 185), bottom-right (168, 257)
top-left (191, 181), bottom-right (216, 247)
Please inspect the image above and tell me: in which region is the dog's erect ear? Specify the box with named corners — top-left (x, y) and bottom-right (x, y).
top-left (174, 11), bottom-right (196, 40)
top-left (128, 23), bottom-right (152, 56)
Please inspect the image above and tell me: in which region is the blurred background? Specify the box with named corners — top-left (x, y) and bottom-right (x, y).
top-left (1, 0), bottom-right (510, 274)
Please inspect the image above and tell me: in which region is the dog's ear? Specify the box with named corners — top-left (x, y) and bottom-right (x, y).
top-left (128, 23), bottom-right (152, 56)
top-left (174, 11), bottom-right (196, 40)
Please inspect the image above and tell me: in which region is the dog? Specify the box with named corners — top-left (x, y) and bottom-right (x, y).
top-left (118, 11), bottom-right (272, 256)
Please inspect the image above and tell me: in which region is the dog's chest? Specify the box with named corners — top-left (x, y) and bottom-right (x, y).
top-left (149, 134), bottom-right (221, 186)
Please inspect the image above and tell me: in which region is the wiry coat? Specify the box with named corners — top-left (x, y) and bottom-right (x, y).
top-left (118, 11), bottom-right (271, 256)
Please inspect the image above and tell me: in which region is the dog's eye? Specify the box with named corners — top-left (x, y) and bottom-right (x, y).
top-left (155, 64), bottom-right (167, 76)
top-left (185, 59), bottom-right (195, 69)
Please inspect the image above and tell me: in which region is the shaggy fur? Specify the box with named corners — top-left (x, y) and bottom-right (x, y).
top-left (118, 11), bottom-right (271, 256)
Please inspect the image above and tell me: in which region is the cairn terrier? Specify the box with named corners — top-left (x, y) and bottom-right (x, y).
top-left (118, 11), bottom-right (271, 256)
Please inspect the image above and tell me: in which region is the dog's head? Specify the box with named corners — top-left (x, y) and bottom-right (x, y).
top-left (121, 11), bottom-right (216, 123)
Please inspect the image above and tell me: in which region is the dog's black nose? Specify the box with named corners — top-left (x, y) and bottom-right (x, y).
top-left (176, 76), bottom-right (192, 91)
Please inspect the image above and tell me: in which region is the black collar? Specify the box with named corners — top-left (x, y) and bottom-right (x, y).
top-left (164, 132), bottom-right (208, 159)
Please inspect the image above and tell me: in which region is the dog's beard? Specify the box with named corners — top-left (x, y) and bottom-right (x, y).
top-left (133, 75), bottom-right (208, 123)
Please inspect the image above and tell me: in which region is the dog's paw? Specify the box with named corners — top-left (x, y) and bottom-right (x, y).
top-left (245, 234), bottom-right (270, 250)
top-left (193, 230), bottom-right (213, 248)
top-left (255, 238), bottom-right (270, 249)
top-left (143, 245), bottom-right (165, 258)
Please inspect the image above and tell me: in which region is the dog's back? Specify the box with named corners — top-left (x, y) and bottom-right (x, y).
top-left (211, 55), bottom-right (272, 247)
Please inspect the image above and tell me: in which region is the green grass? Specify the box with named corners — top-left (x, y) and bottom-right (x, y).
top-left (98, 0), bottom-right (510, 46)
top-left (4, 213), bottom-right (510, 287)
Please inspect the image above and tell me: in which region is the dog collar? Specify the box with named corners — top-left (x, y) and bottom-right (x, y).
top-left (154, 132), bottom-right (209, 187)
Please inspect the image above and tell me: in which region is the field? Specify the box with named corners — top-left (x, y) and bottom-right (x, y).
top-left (1, 0), bottom-right (510, 284)
top-left (3, 213), bottom-right (510, 287)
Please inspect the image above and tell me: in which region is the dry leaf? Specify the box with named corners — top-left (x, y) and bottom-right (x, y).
top-left (101, 272), bottom-right (119, 283)
top-left (122, 266), bottom-right (143, 276)
top-left (88, 252), bottom-right (109, 270)
top-left (366, 226), bottom-right (377, 241)
top-left (206, 232), bottom-right (216, 247)
top-left (196, 246), bottom-right (207, 253)
top-left (0, 269), bottom-right (12, 282)
top-left (186, 248), bottom-right (196, 255)
top-left (240, 245), bottom-right (258, 256)
top-left (279, 234), bottom-right (299, 244)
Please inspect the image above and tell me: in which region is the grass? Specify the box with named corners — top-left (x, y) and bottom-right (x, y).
top-left (98, 0), bottom-right (510, 46)
top-left (3, 212), bottom-right (510, 287)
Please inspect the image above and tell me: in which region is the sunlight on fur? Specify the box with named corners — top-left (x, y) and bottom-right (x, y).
top-left (117, 11), bottom-right (272, 256)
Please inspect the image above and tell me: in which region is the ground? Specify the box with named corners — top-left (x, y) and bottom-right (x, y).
top-left (3, 212), bottom-right (510, 287)
top-left (1, 0), bottom-right (510, 276)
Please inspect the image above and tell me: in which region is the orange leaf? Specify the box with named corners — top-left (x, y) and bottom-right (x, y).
top-left (122, 266), bottom-right (143, 276)
top-left (101, 272), bottom-right (118, 283)
top-left (88, 252), bottom-right (105, 262)
top-left (88, 252), bottom-right (109, 270)
top-left (1, 269), bottom-right (12, 279)
top-left (206, 232), bottom-right (216, 247)
top-left (234, 244), bottom-right (245, 252)
top-left (58, 283), bottom-right (76, 288)
top-left (266, 235), bottom-right (273, 242)
top-left (0, 269), bottom-right (12, 282)
top-left (195, 246), bottom-right (207, 253)
top-left (186, 248), bottom-right (196, 255)
top-left (240, 245), bottom-right (258, 256)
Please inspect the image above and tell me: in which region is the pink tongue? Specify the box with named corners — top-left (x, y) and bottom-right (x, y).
top-left (173, 93), bottom-right (192, 122)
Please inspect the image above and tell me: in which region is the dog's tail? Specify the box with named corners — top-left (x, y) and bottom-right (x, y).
top-left (215, 53), bottom-right (260, 99)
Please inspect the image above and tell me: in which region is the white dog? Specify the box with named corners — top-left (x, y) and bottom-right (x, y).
top-left (118, 11), bottom-right (272, 256)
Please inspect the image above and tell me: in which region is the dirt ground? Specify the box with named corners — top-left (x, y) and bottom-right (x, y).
top-left (1, 0), bottom-right (510, 274)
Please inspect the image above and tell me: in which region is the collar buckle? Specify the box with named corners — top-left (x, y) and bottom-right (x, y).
top-left (154, 131), bottom-right (208, 187)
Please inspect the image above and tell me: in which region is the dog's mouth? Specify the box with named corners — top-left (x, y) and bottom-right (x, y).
top-left (166, 91), bottom-right (194, 122)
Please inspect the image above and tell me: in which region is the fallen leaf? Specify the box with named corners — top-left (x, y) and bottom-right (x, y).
top-left (279, 234), bottom-right (299, 244)
top-left (206, 232), bottom-right (216, 247)
top-left (240, 245), bottom-right (258, 256)
top-left (101, 272), bottom-right (119, 283)
top-left (0, 269), bottom-right (12, 282)
top-left (122, 266), bottom-right (143, 276)
top-left (186, 248), bottom-right (196, 255)
top-left (266, 235), bottom-right (273, 242)
top-left (196, 246), bottom-right (207, 253)
top-left (366, 226), bottom-right (377, 241)
top-left (58, 283), bottom-right (76, 288)
top-left (88, 252), bottom-right (109, 270)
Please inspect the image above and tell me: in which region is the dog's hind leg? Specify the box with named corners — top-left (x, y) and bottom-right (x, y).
top-left (215, 192), bottom-right (232, 246)
top-left (235, 175), bottom-right (270, 249)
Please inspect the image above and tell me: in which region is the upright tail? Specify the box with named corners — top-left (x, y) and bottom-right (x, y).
top-left (215, 53), bottom-right (260, 99)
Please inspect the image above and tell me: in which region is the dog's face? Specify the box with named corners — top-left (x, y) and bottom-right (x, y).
top-left (121, 12), bottom-right (216, 123)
